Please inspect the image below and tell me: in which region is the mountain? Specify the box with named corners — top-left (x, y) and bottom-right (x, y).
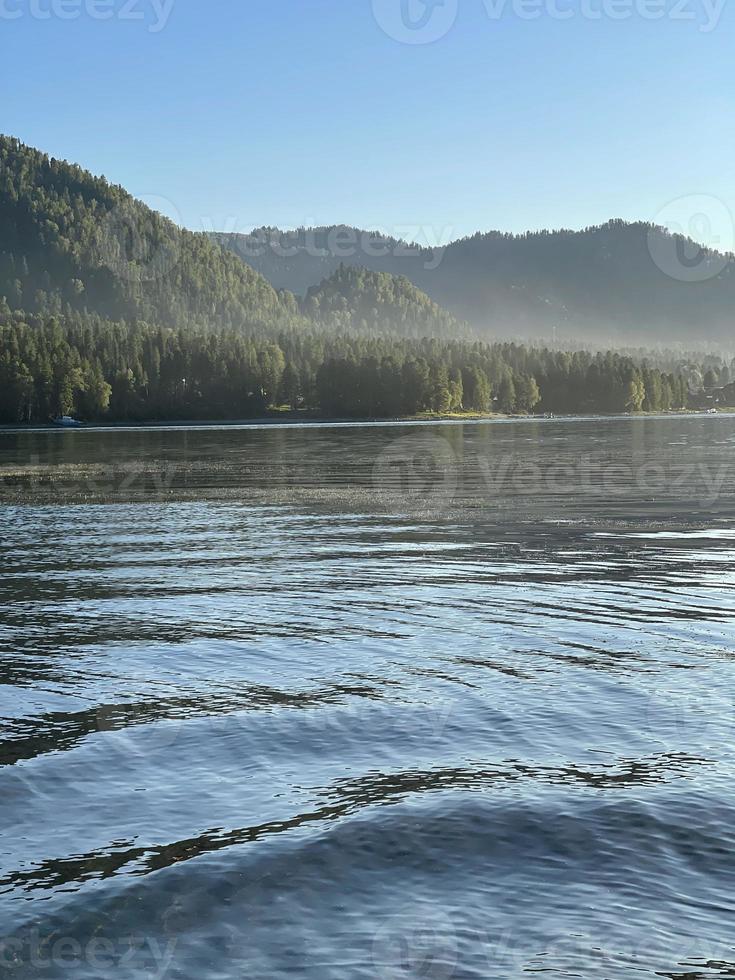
top-left (0, 136), bottom-right (295, 332)
top-left (0, 137), bottom-right (465, 343)
top-left (302, 264), bottom-right (461, 337)
top-left (215, 221), bottom-right (735, 346)
top-left (0, 137), bottom-right (728, 426)
top-left (211, 226), bottom-right (434, 300)
top-left (9, 130), bottom-right (727, 349)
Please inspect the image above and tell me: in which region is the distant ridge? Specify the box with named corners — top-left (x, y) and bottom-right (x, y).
top-left (0, 138), bottom-right (726, 424)
top-left (0, 136), bottom-right (460, 340)
top-left (2, 135), bottom-right (732, 349)
top-left (214, 221), bottom-right (735, 346)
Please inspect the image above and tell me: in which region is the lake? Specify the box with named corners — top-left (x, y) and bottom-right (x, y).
top-left (1, 415), bottom-right (735, 978)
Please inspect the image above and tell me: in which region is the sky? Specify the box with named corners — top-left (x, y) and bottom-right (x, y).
top-left (2, 0), bottom-right (734, 244)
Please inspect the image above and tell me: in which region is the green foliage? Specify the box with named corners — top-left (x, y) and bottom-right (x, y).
top-left (0, 138), bottom-right (713, 424)
top-left (0, 308), bottom-right (700, 423)
top-left (279, 362), bottom-right (301, 410)
top-left (516, 374), bottom-right (541, 413)
top-left (304, 265), bottom-right (459, 338)
top-left (461, 365), bottom-right (492, 412)
top-left (497, 374), bottom-right (517, 414)
top-left (218, 220), bottom-right (735, 345)
top-left (0, 136), bottom-right (293, 332)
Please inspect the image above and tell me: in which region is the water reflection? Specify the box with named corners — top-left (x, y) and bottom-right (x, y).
top-left (1, 418), bottom-right (735, 979)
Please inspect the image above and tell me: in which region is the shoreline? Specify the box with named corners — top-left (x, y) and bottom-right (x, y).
top-left (0, 408), bottom-right (729, 433)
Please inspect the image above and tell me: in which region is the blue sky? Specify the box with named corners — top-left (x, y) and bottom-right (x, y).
top-left (3, 0), bottom-right (733, 242)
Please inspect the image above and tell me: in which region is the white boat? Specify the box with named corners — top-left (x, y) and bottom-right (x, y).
top-left (51, 416), bottom-right (84, 428)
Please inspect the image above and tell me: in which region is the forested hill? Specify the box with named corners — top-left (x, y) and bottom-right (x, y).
top-left (6, 133), bottom-right (732, 350)
top-left (215, 222), bottom-right (735, 346)
top-left (0, 136), bottom-right (294, 331)
top-left (210, 226), bottom-right (420, 298)
top-left (0, 137), bottom-right (731, 425)
top-left (302, 265), bottom-right (461, 337)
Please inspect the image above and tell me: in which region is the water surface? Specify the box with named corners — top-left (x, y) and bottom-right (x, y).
top-left (1, 416), bottom-right (735, 978)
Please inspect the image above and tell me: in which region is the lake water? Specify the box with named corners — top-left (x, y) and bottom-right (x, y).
top-left (1, 416), bottom-right (735, 979)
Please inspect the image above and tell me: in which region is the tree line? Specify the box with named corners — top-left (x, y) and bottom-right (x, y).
top-left (0, 308), bottom-right (709, 423)
top-left (0, 136), bottom-right (728, 424)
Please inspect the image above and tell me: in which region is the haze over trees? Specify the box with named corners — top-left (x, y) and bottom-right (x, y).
top-left (0, 307), bottom-right (704, 423)
top-left (216, 222), bottom-right (735, 346)
top-left (0, 136), bottom-right (726, 423)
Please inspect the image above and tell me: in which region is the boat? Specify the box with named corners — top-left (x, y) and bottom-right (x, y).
top-left (51, 416), bottom-right (85, 428)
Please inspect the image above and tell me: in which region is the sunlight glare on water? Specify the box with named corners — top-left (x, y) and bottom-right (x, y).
top-left (1, 416), bottom-right (735, 979)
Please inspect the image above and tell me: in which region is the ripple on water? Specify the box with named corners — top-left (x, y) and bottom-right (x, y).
top-left (1, 419), bottom-right (735, 978)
